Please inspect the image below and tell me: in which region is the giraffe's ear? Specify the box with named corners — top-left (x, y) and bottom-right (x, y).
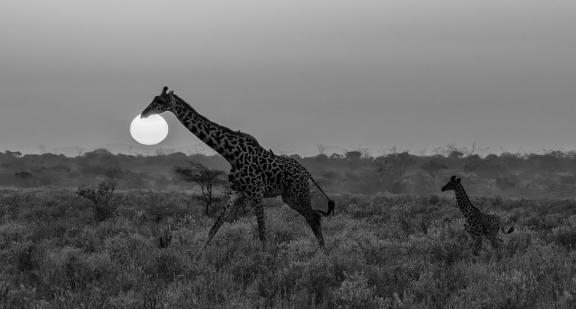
top-left (168, 91), bottom-right (174, 95)
top-left (162, 86), bottom-right (168, 95)
top-left (450, 175), bottom-right (456, 181)
top-left (456, 177), bottom-right (461, 183)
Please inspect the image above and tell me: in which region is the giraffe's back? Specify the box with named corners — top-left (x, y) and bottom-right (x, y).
top-left (261, 155), bottom-right (311, 198)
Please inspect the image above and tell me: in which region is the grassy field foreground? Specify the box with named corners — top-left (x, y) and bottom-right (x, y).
top-left (1, 189), bottom-right (576, 308)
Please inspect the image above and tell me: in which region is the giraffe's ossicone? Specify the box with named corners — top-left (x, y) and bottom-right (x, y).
top-left (141, 86), bottom-right (335, 256)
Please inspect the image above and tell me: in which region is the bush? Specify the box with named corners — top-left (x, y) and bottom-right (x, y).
top-left (43, 247), bottom-right (115, 291)
top-left (550, 226), bottom-right (576, 249)
top-left (76, 182), bottom-right (118, 222)
top-left (9, 240), bottom-right (45, 272)
top-left (332, 271), bottom-right (384, 308)
top-left (144, 248), bottom-right (185, 282)
top-left (0, 222), bottom-right (31, 249)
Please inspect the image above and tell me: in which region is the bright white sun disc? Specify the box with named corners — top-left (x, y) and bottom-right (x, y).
top-left (130, 114), bottom-right (169, 145)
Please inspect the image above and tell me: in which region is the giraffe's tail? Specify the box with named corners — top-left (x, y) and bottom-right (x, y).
top-left (315, 200), bottom-right (336, 217)
top-left (501, 225), bottom-right (514, 234)
top-left (308, 174), bottom-right (335, 216)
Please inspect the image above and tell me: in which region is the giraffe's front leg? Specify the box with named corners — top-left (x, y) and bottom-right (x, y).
top-left (488, 224), bottom-right (502, 249)
top-left (196, 191), bottom-right (243, 259)
top-left (464, 224), bottom-right (483, 255)
top-left (463, 223), bottom-right (475, 244)
top-left (489, 236), bottom-right (501, 249)
top-left (242, 184), bottom-right (266, 249)
top-left (252, 198), bottom-right (266, 248)
top-left (472, 236), bottom-right (483, 255)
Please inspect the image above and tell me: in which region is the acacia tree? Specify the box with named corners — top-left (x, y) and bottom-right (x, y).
top-left (174, 162), bottom-right (226, 216)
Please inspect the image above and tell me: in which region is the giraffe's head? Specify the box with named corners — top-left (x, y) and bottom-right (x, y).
top-left (441, 176), bottom-right (461, 192)
top-left (141, 86), bottom-right (177, 118)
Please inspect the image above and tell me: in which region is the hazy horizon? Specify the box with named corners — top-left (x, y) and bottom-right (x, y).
top-left (2, 0), bottom-right (575, 157)
top-left (2, 141), bottom-right (574, 159)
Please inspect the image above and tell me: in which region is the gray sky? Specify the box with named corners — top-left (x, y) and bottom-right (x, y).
top-left (1, 0), bottom-right (575, 156)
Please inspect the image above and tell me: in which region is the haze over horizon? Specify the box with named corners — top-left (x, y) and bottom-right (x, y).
top-left (1, 0), bottom-right (575, 157)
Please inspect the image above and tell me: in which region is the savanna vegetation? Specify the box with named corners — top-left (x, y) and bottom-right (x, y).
top-left (1, 185), bottom-right (576, 308)
top-left (4, 146), bottom-right (576, 198)
top-left (2, 147), bottom-right (576, 308)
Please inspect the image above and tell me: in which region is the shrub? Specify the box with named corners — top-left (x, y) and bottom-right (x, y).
top-left (144, 249), bottom-right (185, 282)
top-left (42, 247), bottom-right (110, 291)
top-left (104, 233), bottom-right (153, 267)
top-left (9, 240), bottom-right (45, 271)
top-left (0, 222), bottom-right (31, 249)
top-left (332, 271), bottom-right (384, 308)
top-left (154, 224), bottom-right (173, 249)
top-left (550, 226), bottom-right (576, 249)
top-left (77, 182), bottom-right (118, 222)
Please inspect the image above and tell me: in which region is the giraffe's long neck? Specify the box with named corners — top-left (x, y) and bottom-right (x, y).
top-left (454, 184), bottom-right (480, 220)
top-left (169, 95), bottom-right (264, 165)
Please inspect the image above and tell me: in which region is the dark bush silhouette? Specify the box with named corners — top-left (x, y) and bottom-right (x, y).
top-left (76, 182), bottom-right (118, 221)
top-left (174, 161), bottom-right (226, 216)
top-left (3, 146), bottom-right (576, 198)
top-left (14, 171), bottom-right (32, 178)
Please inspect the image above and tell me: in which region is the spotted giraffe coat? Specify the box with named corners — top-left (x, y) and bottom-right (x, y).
top-left (141, 87), bottom-right (334, 254)
top-left (441, 176), bottom-right (514, 254)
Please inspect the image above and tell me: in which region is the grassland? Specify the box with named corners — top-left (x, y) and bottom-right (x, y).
top-left (1, 189), bottom-right (576, 308)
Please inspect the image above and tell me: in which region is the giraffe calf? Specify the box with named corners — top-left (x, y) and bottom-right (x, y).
top-left (441, 176), bottom-right (514, 255)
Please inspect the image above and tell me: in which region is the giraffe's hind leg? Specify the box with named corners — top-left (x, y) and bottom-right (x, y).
top-left (487, 220), bottom-right (503, 249)
top-left (282, 190), bottom-right (326, 249)
top-left (308, 212), bottom-right (326, 249)
top-left (489, 226), bottom-right (502, 249)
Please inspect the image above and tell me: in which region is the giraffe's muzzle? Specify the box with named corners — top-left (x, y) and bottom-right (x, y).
top-left (140, 106), bottom-right (155, 118)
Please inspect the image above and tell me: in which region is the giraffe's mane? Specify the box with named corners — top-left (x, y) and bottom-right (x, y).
top-left (458, 184), bottom-right (481, 212)
top-left (172, 93), bottom-right (262, 146)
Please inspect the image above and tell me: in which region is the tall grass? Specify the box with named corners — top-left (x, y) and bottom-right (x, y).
top-left (0, 190), bottom-right (575, 308)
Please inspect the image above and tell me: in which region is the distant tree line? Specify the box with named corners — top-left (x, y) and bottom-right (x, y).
top-left (3, 148), bottom-right (576, 198)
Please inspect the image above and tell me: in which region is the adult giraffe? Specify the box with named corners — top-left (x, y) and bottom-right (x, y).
top-left (141, 86), bottom-right (335, 254)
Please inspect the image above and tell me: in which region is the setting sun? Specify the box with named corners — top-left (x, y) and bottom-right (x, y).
top-left (130, 114), bottom-right (169, 145)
